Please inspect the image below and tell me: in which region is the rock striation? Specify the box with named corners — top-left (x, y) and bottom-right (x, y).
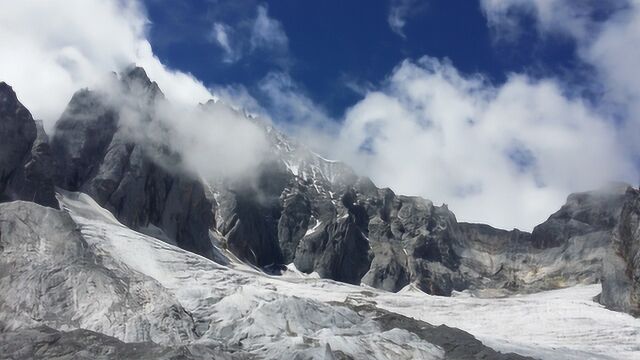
top-left (0, 201), bottom-right (198, 344)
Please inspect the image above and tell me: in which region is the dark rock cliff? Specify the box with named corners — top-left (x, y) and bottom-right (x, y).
top-left (50, 68), bottom-right (216, 259)
top-left (600, 187), bottom-right (640, 316)
top-left (0, 82), bottom-right (56, 208)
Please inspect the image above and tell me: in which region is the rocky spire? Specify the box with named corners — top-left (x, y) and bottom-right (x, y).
top-left (0, 82), bottom-right (56, 207)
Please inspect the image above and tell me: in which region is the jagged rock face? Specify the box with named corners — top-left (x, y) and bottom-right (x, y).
top-left (50, 88), bottom-right (119, 190)
top-left (294, 205), bottom-right (373, 285)
top-left (278, 189), bottom-right (311, 264)
top-left (0, 82), bottom-right (36, 185)
top-left (600, 187), bottom-right (640, 316)
top-left (216, 161), bottom-right (292, 267)
top-left (0, 201), bottom-right (198, 344)
top-left (449, 185), bottom-right (634, 296)
top-left (211, 116), bottom-right (635, 297)
top-left (237, 133), bottom-right (636, 297)
top-left (530, 185), bottom-right (628, 249)
top-left (454, 223), bottom-right (533, 290)
top-left (0, 82), bottom-right (56, 207)
top-left (355, 185), bottom-right (466, 294)
top-left (50, 68), bottom-right (215, 259)
top-left (5, 67), bottom-right (636, 312)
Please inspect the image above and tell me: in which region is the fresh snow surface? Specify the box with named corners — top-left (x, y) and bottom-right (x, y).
top-left (282, 160), bottom-right (299, 176)
top-left (58, 191), bottom-right (640, 360)
top-left (282, 263), bottom-right (320, 279)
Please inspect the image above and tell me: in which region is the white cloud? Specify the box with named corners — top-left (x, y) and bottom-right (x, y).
top-left (480, 0), bottom-right (640, 173)
top-left (211, 22), bottom-right (239, 63)
top-left (324, 57), bottom-right (636, 230)
top-left (584, 3), bottom-right (640, 155)
top-left (388, 0), bottom-right (425, 38)
top-left (481, 0), bottom-right (581, 40)
top-left (0, 0), bottom-right (269, 180)
top-left (157, 99), bottom-right (270, 180)
top-left (226, 53), bottom-right (637, 230)
top-left (318, 0), bottom-right (640, 230)
top-left (258, 72), bottom-right (334, 128)
top-left (2, 0), bottom-right (637, 231)
top-left (211, 83), bottom-right (265, 115)
top-left (208, 4), bottom-right (289, 65)
top-left (251, 5), bottom-right (289, 52)
top-left (0, 0), bottom-right (212, 132)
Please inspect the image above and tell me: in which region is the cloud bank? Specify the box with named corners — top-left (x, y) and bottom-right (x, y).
top-left (330, 57), bottom-right (635, 230)
top-left (1, 0), bottom-right (638, 231)
top-left (0, 0), bottom-right (212, 131)
top-left (0, 0), bottom-right (269, 181)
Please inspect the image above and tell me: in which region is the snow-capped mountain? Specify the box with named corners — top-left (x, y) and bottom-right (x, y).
top-left (0, 67), bottom-right (639, 359)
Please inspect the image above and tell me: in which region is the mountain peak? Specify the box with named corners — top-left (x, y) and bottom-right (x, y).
top-left (120, 65), bottom-right (164, 100)
top-left (122, 65), bottom-right (151, 84)
top-left (0, 82), bottom-right (20, 110)
top-left (0, 81), bottom-right (14, 94)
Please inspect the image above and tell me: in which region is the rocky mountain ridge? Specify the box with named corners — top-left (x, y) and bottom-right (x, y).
top-left (0, 67), bottom-right (639, 319)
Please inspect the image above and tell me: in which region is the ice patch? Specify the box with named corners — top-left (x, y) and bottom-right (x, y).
top-left (305, 220), bottom-right (323, 236)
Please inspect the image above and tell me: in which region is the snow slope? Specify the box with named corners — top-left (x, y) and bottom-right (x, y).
top-left (57, 191), bottom-right (640, 360)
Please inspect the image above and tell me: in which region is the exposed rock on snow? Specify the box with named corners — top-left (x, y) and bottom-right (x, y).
top-left (0, 200), bottom-right (199, 345)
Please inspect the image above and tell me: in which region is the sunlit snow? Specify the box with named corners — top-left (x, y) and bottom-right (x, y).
top-left (58, 191), bottom-right (640, 360)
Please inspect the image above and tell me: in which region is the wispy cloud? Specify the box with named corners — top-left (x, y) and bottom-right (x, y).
top-left (0, 0), bottom-right (271, 181)
top-left (480, 0), bottom-right (640, 166)
top-left (251, 5), bottom-right (289, 52)
top-left (211, 22), bottom-right (239, 63)
top-left (0, 0), bottom-right (213, 131)
top-left (326, 57), bottom-right (636, 230)
top-left (209, 4), bottom-right (289, 66)
top-left (258, 72), bottom-right (333, 128)
top-left (2, 0), bottom-right (638, 231)
top-left (388, 0), bottom-right (427, 38)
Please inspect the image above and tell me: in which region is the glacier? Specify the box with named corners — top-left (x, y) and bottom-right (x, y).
top-left (1, 190), bottom-right (630, 359)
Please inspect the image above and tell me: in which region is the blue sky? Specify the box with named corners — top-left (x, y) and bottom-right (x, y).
top-left (143, 0), bottom-right (580, 120)
top-left (1, 0), bottom-right (638, 230)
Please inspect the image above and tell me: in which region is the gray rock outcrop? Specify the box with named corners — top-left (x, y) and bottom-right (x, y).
top-left (600, 187), bottom-right (640, 316)
top-left (50, 68), bottom-right (216, 259)
top-left (0, 326), bottom-right (237, 360)
top-left (0, 82), bottom-right (56, 207)
top-left (0, 201), bottom-right (198, 344)
top-left (5, 67), bottom-right (640, 316)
